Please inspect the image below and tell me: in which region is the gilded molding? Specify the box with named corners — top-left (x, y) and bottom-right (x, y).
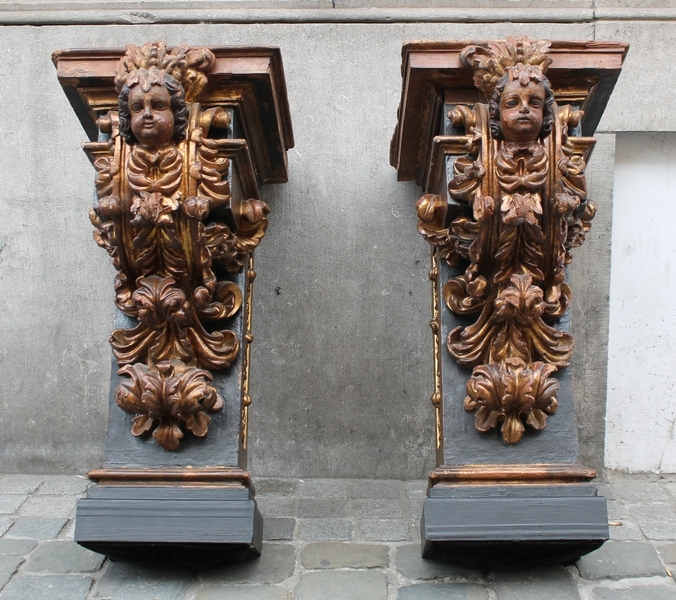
top-left (240, 255), bottom-right (256, 452)
top-left (429, 250), bottom-right (443, 454)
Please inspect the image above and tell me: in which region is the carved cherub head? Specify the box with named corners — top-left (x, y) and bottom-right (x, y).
top-left (118, 66), bottom-right (189, 148)
top-left (489, 64), bottom-right (555, 143)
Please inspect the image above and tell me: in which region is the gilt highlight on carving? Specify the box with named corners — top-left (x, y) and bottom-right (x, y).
top-left (416, 37), bottom-right (595, 443)
top-left (87, 42), bottom-right (269, 450)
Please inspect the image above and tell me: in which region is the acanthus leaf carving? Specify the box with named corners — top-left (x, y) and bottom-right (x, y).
top-left (464, 357), bottom-right (559, 444)
top-left (115, 359), bottom-right (223, 451)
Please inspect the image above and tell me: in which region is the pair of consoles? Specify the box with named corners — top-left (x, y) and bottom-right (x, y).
top-left (52, 37), bottom-right (627, 569)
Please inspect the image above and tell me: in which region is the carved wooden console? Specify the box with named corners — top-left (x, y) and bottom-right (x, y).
top-left (53, 43), bottom-right (293, 566)
top-left (391, 38), bottom-right (627, 568)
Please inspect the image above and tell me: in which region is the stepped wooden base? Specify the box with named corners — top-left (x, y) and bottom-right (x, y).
top-left (421, 481), bottom-right (608, 569)
top-left (75, 483), bottom-right (262, 568)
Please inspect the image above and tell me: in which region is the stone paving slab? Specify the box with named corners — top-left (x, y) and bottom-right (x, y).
top-left (263, 517), bottom-right (296, 541)
top-left (255, 478), bottom-right (299, 497)
top-left (0, 475), bottom-right (44, 494)
top-left (36, 476), bottom-right (90, 496)
top-left (592, 585), bottom-right (676, 599)
top-left (298, 498), bottom-right (347, 518)
top-left (352, 498), bottom-right (403, 519)
top-left (493, 566), bottom-right (580, 600)
top-left (630, 503), bottom-right (676, 540)
top-left (18, 495), bottom-right (77, 518)
top-left (410, 498), bottom-right (424, 520)
top-left (577, 541), bottom-right (665, 580)
top-left (350, 479), bottom-right (402, 499)
top-left (0, 497), bottom-right (25, 516)
top-left (611, 480), bottom-right (672, 502)
top-left (606, 500), bottom-right (631, 522)
top-left (406, 481), bottom-right (428, 499)
top-left (0, 574), bottom-right (93, 600)
top-left (59, 519), bottom-right (76, 541)
top-left (657, 542), bottom-right (676, 565)
top-left (5, 517), bottom-right (67, 540)
top-left (359, 519), bottom-right (411, 541)
top-left (395, 544), bottom-right (480, 580)
top-left (23, 540), bottom-right (105, 573)
top-left (91, 562), bottom-right (193, 600)
top-left (257, 496), bottom-right (296, 518)
top-left (666, 482), bottom-right (676, 499)
top-left (397, 583), bottom-right (489, 599)
top-left (294, 570), bottom-right (388, 600)
top-left (299, 518), bottom-right (352, 541)
top-left (298, 479), bottom-right (348, 498)
top-left (200, 544), bottom-right (295, 585)
top-left (594, 482), bottom-right (615, 501)
top-left (194, 585), bottom-right (289, 600)
top-left (300, 542), bottom-right (388, 568)
top-left (609, 520), bottom-right (644, 541)
top-left (0, 556), bottom-right (22, 590)
top-left (0, 539), bottom-right (36, 555)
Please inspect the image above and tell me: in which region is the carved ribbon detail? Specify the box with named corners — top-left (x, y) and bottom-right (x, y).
top-left (416, 37), bottom-right (595, 443)
top-left (86, 42), bottom-right (269, 450)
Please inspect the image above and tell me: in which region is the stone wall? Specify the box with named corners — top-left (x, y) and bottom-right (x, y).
top-left (0, 1), bottom-right (671, 476)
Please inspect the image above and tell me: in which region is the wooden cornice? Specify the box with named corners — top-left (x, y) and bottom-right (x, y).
top-left (390, 40), bottom-right (628, 189)
top-left (52, 46), bottom-right (294, 186)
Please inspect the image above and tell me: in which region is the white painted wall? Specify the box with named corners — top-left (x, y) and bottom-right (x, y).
top-left (606, 133), bottom-right (676, 472)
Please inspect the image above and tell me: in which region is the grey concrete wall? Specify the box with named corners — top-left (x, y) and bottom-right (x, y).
top-left (569, 133), bottom-right (615, 472)
top-left (0, 7), bottom-right (665, 477)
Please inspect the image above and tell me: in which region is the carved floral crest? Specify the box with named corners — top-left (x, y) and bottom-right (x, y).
top-left (460, 36), bottom-right (552, 99)
top-left (87, 43), bottom-right (269, 450)
top-left (114, 41), bottom-right (216, 102)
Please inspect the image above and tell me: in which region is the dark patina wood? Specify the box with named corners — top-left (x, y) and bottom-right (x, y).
top-left (75, 486), bottom-right (262, 567)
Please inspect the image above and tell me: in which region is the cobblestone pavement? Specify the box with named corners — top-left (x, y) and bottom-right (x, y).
top-left (0, 472), bottom-right (675, 599)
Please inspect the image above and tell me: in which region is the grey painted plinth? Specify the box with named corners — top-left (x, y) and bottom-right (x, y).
top-left (75, 485), bottom-right (262, 567)
top-left (421, 484), bottom-right (608, 569)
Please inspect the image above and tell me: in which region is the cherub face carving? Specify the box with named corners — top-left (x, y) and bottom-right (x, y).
top-left (128, 84), bottom-right (175, 149)
top-left (499, 79), bottom-right (545, 144)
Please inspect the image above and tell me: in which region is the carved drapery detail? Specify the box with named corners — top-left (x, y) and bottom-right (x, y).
top-left (87, 42), bottom-right (269, 450)
top-left (416, 37), bottom-right (595, 443)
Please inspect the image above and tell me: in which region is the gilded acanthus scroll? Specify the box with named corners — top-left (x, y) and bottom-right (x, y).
top-left (416, 37), bottom-right (595, 444)
top-left (86, 43), bottom-right (269, 450)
